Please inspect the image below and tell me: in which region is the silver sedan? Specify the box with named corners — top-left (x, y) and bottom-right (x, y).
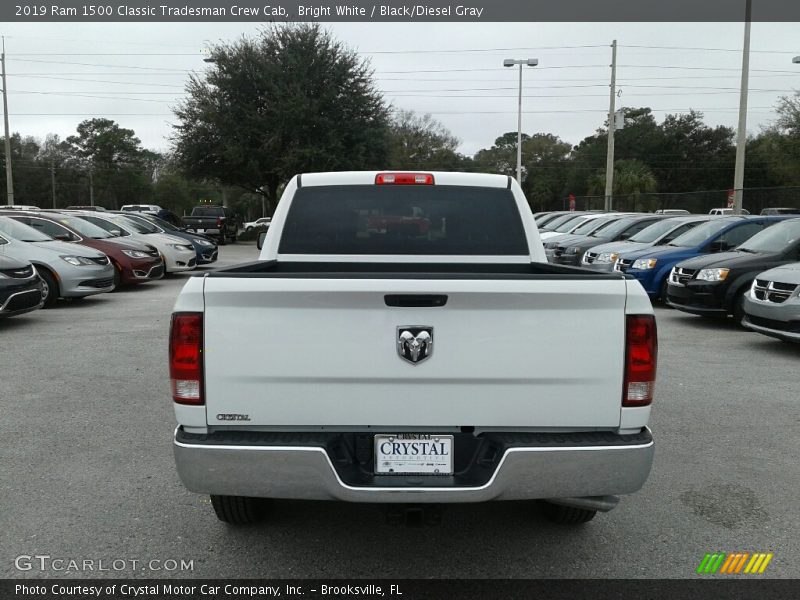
top-left (0, 217), bottom-right (114, 307)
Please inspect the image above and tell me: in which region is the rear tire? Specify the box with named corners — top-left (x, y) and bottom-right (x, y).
top-left (210, 495), bottom-right (271, 525)
top-left (659, 278), bottom-right (670, 305)
top-left (732, 292), bottom-right (746, 326)
top-left (112, 262), bottom-right (122, 290)
top-left (37, 267), bottom-right (59, 309)
top-left (539, 501), bottom-right (597, 524)
top-left (218, 234), bottom-right (226, 246)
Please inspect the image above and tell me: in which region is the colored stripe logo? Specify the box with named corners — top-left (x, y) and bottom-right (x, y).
top-left (697, 552), bottom-right (773, 574)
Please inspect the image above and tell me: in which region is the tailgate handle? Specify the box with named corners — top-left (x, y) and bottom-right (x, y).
top-left (384, 294), bottom-right (448, 307)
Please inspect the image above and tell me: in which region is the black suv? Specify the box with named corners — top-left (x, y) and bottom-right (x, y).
top-left (0, 255), bottom-right (44, 318)
top-left (666, 217), bottom-right (800, 322)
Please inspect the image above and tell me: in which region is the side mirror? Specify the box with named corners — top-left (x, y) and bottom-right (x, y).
top-left (110, 229), bottom-right (122, 236)
top-left (256, 231), bottom-right (267, 250)
top-left (54, 234), bottom-right (72, 241)
top-left (619, 232), bottom-right (631, 240)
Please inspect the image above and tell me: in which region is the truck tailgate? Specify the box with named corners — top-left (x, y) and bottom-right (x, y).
top-left (202, 277), bottom-right (627, 428)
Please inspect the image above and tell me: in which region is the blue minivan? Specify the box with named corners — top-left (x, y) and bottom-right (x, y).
top-left (614, 216), bottom-right (790, 300)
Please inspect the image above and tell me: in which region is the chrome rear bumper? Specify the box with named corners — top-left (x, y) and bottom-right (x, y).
top-left (173, 427), bottom-right (654, 504)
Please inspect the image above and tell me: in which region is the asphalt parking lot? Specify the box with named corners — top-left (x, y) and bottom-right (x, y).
top-left (1, 242), bottom-right (798, 579)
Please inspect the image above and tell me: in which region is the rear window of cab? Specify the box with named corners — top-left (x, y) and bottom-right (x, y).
top-left (278, 184), bottom-right (529, 255)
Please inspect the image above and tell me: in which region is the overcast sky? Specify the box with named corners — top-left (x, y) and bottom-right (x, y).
top-left (1, 21), bottom-right (799, 155)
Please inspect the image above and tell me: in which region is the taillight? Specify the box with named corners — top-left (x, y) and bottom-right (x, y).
top-left (623, 315), bottom-right (657, 407)
top-left (169, 312), bottom-right (203, 405)
top-left (216, 216), bottom-right (223, 227)
top-left (375, 172), bottom-right (434, 185)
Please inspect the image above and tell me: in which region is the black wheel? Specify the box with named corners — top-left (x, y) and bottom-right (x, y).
top-left (218, 234), bottom-right (227, 246)
top-left (659, 278), bottom-right (670, 305)
top-left (246, 226), bottom-right (254, 233)
top-left (112, 262), bottom-right (122, 290)
top-left (37, 267), bottom-right (59, 308)
top-left (231, 230), bottom-right (237, 243)
top-left (732, 292), bottom-right (746, 326)
top-left (539, 501), bottom-right (597, 524)
top-left (210, 495), bottom-right (271, 525)
top-left (160, 253), bottom-right (170, 277)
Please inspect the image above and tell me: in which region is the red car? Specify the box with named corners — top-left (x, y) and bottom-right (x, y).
top-left (0, 210), bottom-right (164, 286)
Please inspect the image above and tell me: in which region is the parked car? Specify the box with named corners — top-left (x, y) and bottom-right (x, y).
top-left (543, 214), bottom-right (632, 261)
top-left (654, 209), bottom-right (690, 215)
top-left (582, 216), bottom-right (712, 272)
top-left (119, 204), bottom-right (181, 227)
top-left (760, 207), bottom-right (800, 215)
top-left (0, 216), bottom-right (114, 307)
top-left (0, 205), bottom-right (38, 210)
top-left (537, 211), bottom-right (588, 232)
top-left (1, 211), bottom-right (164, 287)
top-left (65, 205), bottom-right (106, 211)
top-left (0, 255), bottom-right (44, 318)
top-left (171, 171), bottom-right (657, 526)
top-left (243, 217), bottom-right (271, 232)
top-left (666, 218), bottom-right (800, 322)
top-left (120, 204), bottom-right (163, 214)
top-left (554, 215), bottom-right (666, 267)
top-left (534, 211), bottom-right (573, 227)
top-left (182, 205), bottom-right (238, 245)
top-left (540, 212), bottom-right (616, 242)
top-left (70, 212), bottom-right (196, 274)
top-left (742, 262), bottom-right (800, 343)
top-left (117, 212), bottom-right (218, 266)
top-left (709, 208), bottom-right (750, 215)
top-left (615, 216), bottom-right (785, 301)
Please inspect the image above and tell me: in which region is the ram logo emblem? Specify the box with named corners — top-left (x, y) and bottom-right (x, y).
top-left (397, 327), bottom-right (433, 365)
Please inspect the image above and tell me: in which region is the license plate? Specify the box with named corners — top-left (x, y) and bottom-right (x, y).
top-left (196, 228), bottom-right (205, 233)
top-left (374, 434), bottom-right (453, 475)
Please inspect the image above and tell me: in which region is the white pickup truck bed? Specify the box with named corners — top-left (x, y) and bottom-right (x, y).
top-left (170, 171), bottom-right (657, 525)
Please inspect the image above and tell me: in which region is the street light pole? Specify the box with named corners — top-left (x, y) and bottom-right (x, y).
top-left (1, 37), bottom-right (14, 206)
top-left (503, 58), bottom-right (539, 184)
top-left (732, 0), bottom-right (752, 216)
top-left (516, 62), bottom-right (523, 184)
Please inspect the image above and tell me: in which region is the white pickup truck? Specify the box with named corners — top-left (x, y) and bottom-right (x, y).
top-left (170, 171), bottom-right (657, 526)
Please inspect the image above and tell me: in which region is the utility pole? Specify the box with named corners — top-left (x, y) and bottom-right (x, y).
top-left (88, 170), bottom-right (94, 206)
top-left (604, 39), bottom-right (618, 212)
top-left (50, 160), bottom-right (56, 208)
top-left (1, 37), bottom-right (14, 206)
top-left (732, 0), bottom-right (752, 216)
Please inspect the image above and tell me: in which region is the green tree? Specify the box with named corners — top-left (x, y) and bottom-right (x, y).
top-left (589, 159), bottom-right (657, 207)
top-left (0, 134), bottom-right (48, 205)
top-left (172, 24), bottom-right (390, 215)
top-left (473, 132), bottom-right (528, 177)
top-left (520, 133), bottom-right (572, 210)
top-left (65, 118), bottom-right (156, 208)
top-left (387, 110), bottom-right (466, 170)
top-left (775, 91), bottom-right (800, 136)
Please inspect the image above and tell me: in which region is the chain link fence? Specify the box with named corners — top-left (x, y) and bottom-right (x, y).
top-left (561, 186), bottom-right (800, 214)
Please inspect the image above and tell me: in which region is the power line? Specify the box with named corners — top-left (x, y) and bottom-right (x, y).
top-left (385, 91), bottom-right (788, 98)
top-left (9, 90), bottom-right (172, 102)
top-left (9, 45), bottom-right (608, 57)
top-left (10, 75), bottom-right (185, 88)
top-left (620, 44), bottom-right (800, 54)
top-left (9, 58), bottom-right (195, 71)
